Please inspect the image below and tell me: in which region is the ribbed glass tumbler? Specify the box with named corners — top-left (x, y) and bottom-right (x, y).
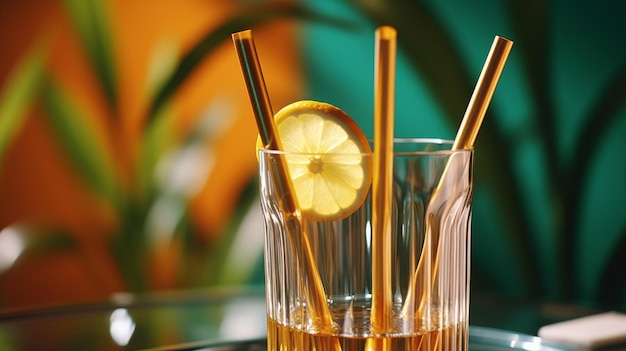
top-left (259, 139), bottom-right (474, 351)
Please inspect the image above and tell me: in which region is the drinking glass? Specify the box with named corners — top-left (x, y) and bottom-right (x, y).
top-left (259, 138), bottom-right (473, 351)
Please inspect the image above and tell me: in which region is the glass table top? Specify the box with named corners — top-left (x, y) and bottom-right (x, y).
top-left (0, 287), bottom-right (584, 350)
top-left (150, 327), bottom-right (572, 351)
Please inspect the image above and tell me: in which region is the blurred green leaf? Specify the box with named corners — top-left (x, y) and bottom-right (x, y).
top-left (63, 0), bottom-right (118, 114)
top-left (147, 2), bottom-right (356, 125)
top-left (563, 60), bottom-right (626, 301)
top-left (40, 76), bottom-right (122, 209)
top-left (507, 0), bottom-right (556, 184)
top-left (137, 103), bottom-right (178, 204)
top-left (508, 0), bottom-right (552, 134)
top-left (110, 202), bottom-right (150, 292)
top-left (0, 45), bottom-right (45, 166)
top-left (509, 0), bottom-right (626, 303)
top-left (506, 0), bottom-right (560, 297)
top-left (567, 61), bottom-right (626, 209)
top-left (597, 224), bottom-right (626, 307)
top-left (23, 228), bottom-right (79, 254)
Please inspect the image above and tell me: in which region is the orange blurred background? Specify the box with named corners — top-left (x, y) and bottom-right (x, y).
top-left (0, 0), bottom-right (303, 308)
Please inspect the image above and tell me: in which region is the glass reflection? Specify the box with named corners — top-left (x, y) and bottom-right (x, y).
top-left (510, 335), bottom-right (544, 351)
top-left (0, 226), bottom-right (25, 273)
top-left (219, 298), bottom-right (266, 340)
top-left (109, 308), bottom-right (135, 346)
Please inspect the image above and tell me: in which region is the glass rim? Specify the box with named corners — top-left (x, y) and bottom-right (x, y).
top-left (258, 138), bottom-right (474, 156)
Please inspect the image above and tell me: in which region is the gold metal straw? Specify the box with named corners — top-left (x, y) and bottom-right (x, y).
top-left (453, 36), bottom-right (514, 149)
top-left (402, 35), bottom-right (514, 317)
top-left (231, 30), bottom-right (335, 332)
top-left (371, 25), bottom-right (397, 334)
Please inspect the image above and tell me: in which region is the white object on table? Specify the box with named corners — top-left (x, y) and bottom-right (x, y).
top-left (538, 311), bottom-right (626, 349)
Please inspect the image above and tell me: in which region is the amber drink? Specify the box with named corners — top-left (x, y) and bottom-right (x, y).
top-left (260, 139), bottom-right (473, 351)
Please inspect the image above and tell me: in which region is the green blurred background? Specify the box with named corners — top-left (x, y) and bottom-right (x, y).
top-left (302, 0), bottom-right (626, 308)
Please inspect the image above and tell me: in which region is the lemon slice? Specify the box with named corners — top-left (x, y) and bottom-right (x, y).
top-left (257, 100), bottom-right (372, 221)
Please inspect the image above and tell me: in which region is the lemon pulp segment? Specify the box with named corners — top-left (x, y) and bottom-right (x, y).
top-left (259, 100), bottom-right (372, 221)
